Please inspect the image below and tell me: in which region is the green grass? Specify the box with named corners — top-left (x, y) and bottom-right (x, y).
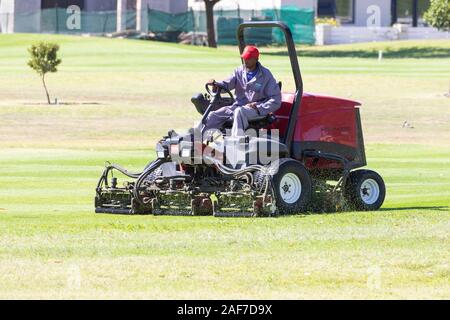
top-left (0, 34), bottom-right (449, 299)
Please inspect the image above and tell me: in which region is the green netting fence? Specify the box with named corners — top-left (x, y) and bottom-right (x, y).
top-left (148, 6), bottom-right (315, 45)
top-left (1, 6), bottom-right (315, 45)
top-left (1, 9), bottom-right (119, 34)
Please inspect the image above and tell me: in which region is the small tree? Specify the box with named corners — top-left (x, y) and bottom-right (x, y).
top-left (424, 0), bottom-right (450, 31)
top-left (27, 42), bottom-right (61, 104)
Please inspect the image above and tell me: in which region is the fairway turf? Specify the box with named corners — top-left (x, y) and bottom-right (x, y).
top-left (0, 34), bottom-right (449, 299)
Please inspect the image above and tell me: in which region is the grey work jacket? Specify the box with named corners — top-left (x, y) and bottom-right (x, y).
top-left (217, 62), bottom-right (282, 116)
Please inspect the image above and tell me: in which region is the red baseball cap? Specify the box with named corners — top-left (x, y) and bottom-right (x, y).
top-left (241, 45), bottom-right (259, 60)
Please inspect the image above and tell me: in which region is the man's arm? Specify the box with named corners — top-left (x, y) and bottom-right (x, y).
top-left (214, 69), bottom-right (238, 91)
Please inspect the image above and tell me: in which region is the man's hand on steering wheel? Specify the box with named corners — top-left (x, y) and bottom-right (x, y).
top-left (205, 80), bottom-right (234, 101)
top-left (206, 79), bottom-right (217, 92)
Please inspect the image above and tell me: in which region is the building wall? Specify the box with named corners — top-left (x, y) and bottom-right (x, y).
top-left (192, 0), bottom-right (392, 26)
top-left (0, 0), bottom-right (15, 15)
top-left (85, 0), bottom-right (117, 11)
top-left (317, 24), bottom-right (449, 45)
top-left (0, 0), bottom-right (15, 33)
top-left (281, 0), bottom-right (316, 9)
top-left (189, 0), bottom-right (316, 10)
top-left (148, 0), bottom-right (187, 13)
top-left (0, 0), bottom-right (41, 33)
top-left (14, 0), bottom-right (41, 32)
top-left (168, 0), bottom-right (188, 13)
top-left (1, 0), bottom-right (189, 14)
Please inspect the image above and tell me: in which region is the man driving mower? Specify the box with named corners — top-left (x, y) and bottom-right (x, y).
top-left (202, 45), bottom-right (282, 137)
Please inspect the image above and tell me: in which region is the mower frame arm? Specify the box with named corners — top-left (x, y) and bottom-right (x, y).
top-left (237, 21), bottom-right (303, 155)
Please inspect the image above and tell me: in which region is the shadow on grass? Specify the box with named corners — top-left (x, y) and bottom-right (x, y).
top-left (265, 47), bottom-right (450, 59)
top-left (24, 102), bottom-right (103, 105)
top-left (291, 205), bottom-right (450, 216)
top-left (93, 206), bottom-right (449, 218)
top-left (379, 206), bottom-right (449, 212)
top-left (306, 205), bottom-right (450, 215)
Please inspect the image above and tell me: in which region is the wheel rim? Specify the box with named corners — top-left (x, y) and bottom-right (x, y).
top-left (279, 173), bottom-right (302, 204)
top-left (360, 178), bottom-right (380, 205)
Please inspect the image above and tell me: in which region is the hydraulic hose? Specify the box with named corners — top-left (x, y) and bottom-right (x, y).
top-left (107, 164), bottom-right (142, 179)
top-left (133, 158), bottom-right (167, 205)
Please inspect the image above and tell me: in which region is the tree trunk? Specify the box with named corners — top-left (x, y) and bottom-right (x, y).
top-left (204, 0), bottom-right (220, 48)
top-left (41, 74), bottom-right (51, 104)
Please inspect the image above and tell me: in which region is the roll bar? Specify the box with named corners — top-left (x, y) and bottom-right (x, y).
top-left (236, 21), bottom-right (303, 154)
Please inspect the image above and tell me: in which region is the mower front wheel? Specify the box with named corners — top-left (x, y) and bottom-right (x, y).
top-left (344, 169), bottom-right (385, 211)
top-left (271, 159), bottom-right (312, 214)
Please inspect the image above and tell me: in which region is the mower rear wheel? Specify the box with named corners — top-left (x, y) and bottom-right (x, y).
top-left (271, 159), bottom-right (312, 214)
top-left (344, 170), bottom-right (385, 211)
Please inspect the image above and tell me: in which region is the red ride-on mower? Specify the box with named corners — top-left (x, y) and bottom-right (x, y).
top-left (95, 21), bottom-right (385, 217)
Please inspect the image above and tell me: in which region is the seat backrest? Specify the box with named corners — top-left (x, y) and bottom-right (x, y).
top-left (266, 93), bottom-right (295, 140)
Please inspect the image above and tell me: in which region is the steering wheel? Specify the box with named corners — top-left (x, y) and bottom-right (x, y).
top-left (205, 82), bottom-right (234, 101)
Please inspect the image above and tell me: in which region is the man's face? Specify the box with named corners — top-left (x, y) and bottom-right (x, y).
top-left (244, 58), bottom-right (258, 70)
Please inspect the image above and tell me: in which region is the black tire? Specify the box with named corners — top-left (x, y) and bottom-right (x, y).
top-left (344, 169), bottom-right (385, 211)
top-left (270, 159), bottom-right (312, 214)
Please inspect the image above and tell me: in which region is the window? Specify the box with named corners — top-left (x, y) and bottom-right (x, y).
top-left (335, 0), bottom-right (354, 24)
top-left (396, 0), bottom-right (414, 25)
top-left (318, 0), bottom-right (354, 24)
top-left (417, 0), bottom-right (431, 26)
top-left (392, 0), bottom-right (431, 27)
top-left (318, 0), bottom-right (336, 17)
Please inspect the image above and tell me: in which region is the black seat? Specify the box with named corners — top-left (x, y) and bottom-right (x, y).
top-left (223, 113), bottom-right (277, 130)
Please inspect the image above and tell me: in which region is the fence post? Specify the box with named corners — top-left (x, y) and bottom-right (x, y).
top-left (136, 0), bottom-right (142, 32)
top-left (116, 0), bottom-right (126, 32)
top-left (103, 12), bottom-right (109, 34)
top-left (147, 6), bottom-right (151, 35)
top-left (2, 8), bottom-right (14, 33)
top-left (190, 7), bottom-right (196, 44)
top-left (136, 0), bottom-right (148, 33)
top-left (55, 7), bottom-right (59, 34)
